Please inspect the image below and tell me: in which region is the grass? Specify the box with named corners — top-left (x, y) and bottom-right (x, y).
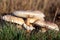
top-left (0, 0), bottom-right (60, 14)
top-left (0, 21), bottom-right (60, 40)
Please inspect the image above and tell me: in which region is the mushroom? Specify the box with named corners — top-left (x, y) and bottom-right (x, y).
top-left (13, 11), bottom-right (59, 32)
top-left (13, 11), bottom-right (45, 21)
top-left (2, 15), bottom-right (24, 25)
top-left (2, 11), bottom-right (59, 33)
top-left (34, 20), bottom-right (59, 31)
top-left (13, 11), bottom-right (45, 30)
top-left (2, 15), bottom-right (35, 32)
top-left (46, 22), bottom-right (59, 31)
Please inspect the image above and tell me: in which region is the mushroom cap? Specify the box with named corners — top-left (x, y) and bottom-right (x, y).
top-left (2, 15), bottom-right (24, 25)
top-left (34, 20), bottom-right (46, 27)
top-left (13, 11), bottom-right (45, 20)
top-left (46, 22), bottom-right (59, 31)
top-left (34, 20), bottom-right (59, 31)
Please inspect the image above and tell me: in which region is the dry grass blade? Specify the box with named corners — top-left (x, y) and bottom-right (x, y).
top-left (53, 8), bottom-right (59, 22)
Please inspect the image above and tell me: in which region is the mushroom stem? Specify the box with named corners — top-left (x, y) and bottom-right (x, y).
top-left (26, 18), bottom-right (38, 26)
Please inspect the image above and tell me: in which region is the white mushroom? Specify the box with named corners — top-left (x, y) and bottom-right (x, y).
top-left (13, 11), bottom-right (45, 21)
top-left (46, 22), bottom-right (59, 31)
top-left (2, 15), bottom-right (35, 31)
top-left (34, 20), bottom-right (59, 31)
top-left (13, 11), bottom-right (45, 29)
top-left (2, 15), bottom-right (24, 25)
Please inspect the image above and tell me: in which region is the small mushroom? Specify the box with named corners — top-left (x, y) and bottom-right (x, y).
top-left (2, 15), bottom-right (24, 25)
top-left (13, 11), bottom-right (45, 30)
top-left (2, 15), bottom-right (35, 31)
top-left (46, 22), bottom-right (59, 31)
top-left (34, 20), bottom-right (59, 31)
top-left (13, 11), bottom-right (45, 21)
